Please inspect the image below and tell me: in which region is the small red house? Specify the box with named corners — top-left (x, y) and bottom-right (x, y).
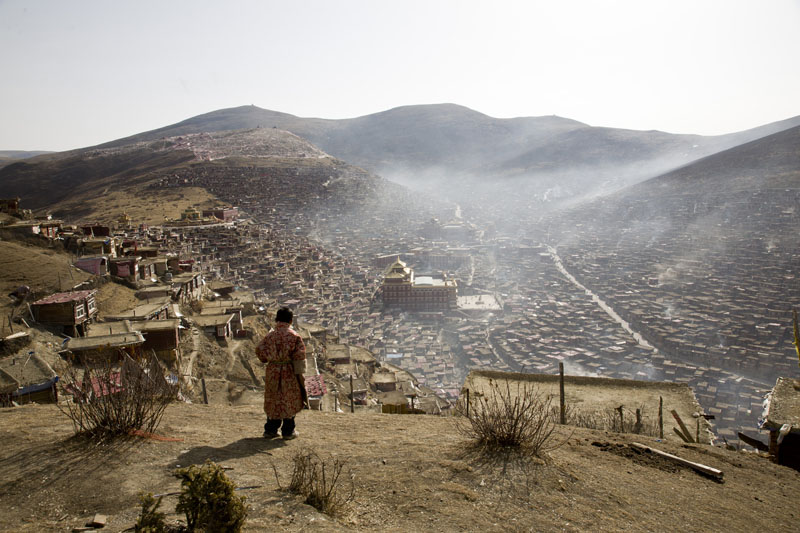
top-left (31, 290), bottom-right (98, 336)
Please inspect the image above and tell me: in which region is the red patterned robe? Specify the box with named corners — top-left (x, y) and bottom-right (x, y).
top-left (255, 322), bottom-right (307, 419)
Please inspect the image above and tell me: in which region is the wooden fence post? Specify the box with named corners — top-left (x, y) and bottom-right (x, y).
top-left (559, 362), bottom-right (566, 424)
top-left (659, 396), bottom-right (664, 439)
top-left (465, 389), bottom-right (470, 417)
top-left (201, 376), bottom-right (208, 405)
top-left (349, 374), bottom-right (354, 413)
top-left (671, 409), bottom-right (694, 443)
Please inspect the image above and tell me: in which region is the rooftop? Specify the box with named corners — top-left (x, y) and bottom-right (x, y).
top-left (32, 290), bottom-right (96, 306)
top-left (66, 332), bottom-right (145, 351)
top-left (762, 377), bottom-right (800, 431)
top-left (191, 314), bottom-right (235, 327)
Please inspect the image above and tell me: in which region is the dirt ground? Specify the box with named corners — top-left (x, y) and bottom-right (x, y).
top-left (0, 401), bottom-right (798, 533)
top-left (51, 185), bottom-right (220, 226)
top-left (0, 239), bottom-right (93, 337)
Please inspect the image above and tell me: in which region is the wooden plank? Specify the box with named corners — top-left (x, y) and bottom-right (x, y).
top-left (671, 409), bottom-right (694, 443)
top-left (673, 427), bottom-right (691, 443)
top-left (631, 442), bottom-right (723, 480)
top-left (738, 432), bottom-right (769, 452)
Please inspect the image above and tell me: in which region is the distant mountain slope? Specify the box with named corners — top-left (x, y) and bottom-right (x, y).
top-left (0, 128), bottom-right (336, 209)
top-left (96, 104), bottom-right (800, 191)
top-left (0, 150), bottom-right (53, 160)
top-left (621, 124), bottom-right (800, 198)
top-left (0, 144), bottom-right (196, 209)
top-left (0, 150), bottom-right (54, 170)
top-left (0, 128), bottom-right (402, 226)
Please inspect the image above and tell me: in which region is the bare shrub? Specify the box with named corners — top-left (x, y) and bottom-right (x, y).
top-left (281, 449), bottom-right (354, 516)
top-left (58, 353), bottom-right (178, 439)
top-left (175, 461), bottom-right (247, 532)
top-left (455, 379), bottom-right (558, 455)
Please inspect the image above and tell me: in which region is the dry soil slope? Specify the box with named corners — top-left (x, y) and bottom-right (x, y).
top-left (0, 145), bottom-right (196, 210)
top-left (0, 239), bottom-right (93, 336)
top-left (0, 403), bottom-right (797, 532)
top-left (0, 128), bottom-right (376, 223)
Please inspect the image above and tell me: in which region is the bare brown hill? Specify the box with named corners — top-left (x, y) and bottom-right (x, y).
top-left (0, 145), bottom-right (195, 210)
top-left (92, 104), bottom-right (800, 192)
top-left (0, 128), bottom-right (383, 224)
top-left (0, 403), bottom-right (797, 532)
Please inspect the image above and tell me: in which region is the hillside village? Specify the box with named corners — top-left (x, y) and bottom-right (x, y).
top-left (0, 198), bottom-right (458, 418)
top-left (0, 121), bottom-right (799, 530)
top-left (0, 120), bottom-right (797, 495)
top-left (2, 159), bottom-right (799, 452)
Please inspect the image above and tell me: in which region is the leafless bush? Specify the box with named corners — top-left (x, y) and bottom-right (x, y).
top-left (58, 353), bottom-right (178, 439)
top-left (278, 449), bottom-right (354, 516)
top-left (455, 379), bottom-right (558, 455)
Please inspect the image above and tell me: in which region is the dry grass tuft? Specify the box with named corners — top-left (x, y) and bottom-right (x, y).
top-left (278, 448), bottom-right (354, 516)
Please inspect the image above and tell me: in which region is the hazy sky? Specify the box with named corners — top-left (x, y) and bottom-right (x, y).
top-left (2, 0), bottom-right (799, 151)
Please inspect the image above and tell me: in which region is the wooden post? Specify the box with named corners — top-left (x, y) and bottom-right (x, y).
top-left (671, 410), bottom-right (694, 443)
top-left (673, 427), bottom-right (691, 443)
top-left (465, 389), bottom-right (470, 417)
top-left (349, 374), bottom-right (354, 413)
top-left (201, 376), bottom-right (208, 405)
top-left (635, 408), bottom-right (642, 434)
top-left (559, 362), bottom-right (566, 425)
top-left (696, 417), bottom-right (700, 443)
top-left (659, 396), bottom-right (664, 439)
top-left (616, 405), bottom-right (624, 432)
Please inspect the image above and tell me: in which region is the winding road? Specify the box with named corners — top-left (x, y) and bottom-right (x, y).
top-left (546, 245), bottom-right (657, 352)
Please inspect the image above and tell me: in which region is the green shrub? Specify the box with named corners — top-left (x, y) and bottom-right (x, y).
top-left (135, 492), bottom-right (167, 533)
top-left (175, 461), bottom-right (247, 532)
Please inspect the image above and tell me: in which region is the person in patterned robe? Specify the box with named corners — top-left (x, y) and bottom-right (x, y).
top-left (255, 307), bottom-right (306, 439)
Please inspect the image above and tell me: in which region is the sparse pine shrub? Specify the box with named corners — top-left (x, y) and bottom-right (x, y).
top-left (58, 353), bottom-right (178, 440)
top-left (456, 379), bottom-right (558, 455)
top-left (283, 449), bottom-right (354, 516)
top-left (175, 461), bottom-right (247, 532)
top-left (135, 492), bottom-right (167, 533)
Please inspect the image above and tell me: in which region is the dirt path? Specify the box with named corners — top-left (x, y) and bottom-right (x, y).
top-left (179, 328), bottom-right (201, 391)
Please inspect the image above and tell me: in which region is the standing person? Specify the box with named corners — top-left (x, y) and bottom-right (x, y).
top-left (256, 307), bottom-right (307, 439)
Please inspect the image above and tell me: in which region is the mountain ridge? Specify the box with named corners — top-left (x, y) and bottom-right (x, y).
top-left (78, 104), bottom-right (800, 204)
